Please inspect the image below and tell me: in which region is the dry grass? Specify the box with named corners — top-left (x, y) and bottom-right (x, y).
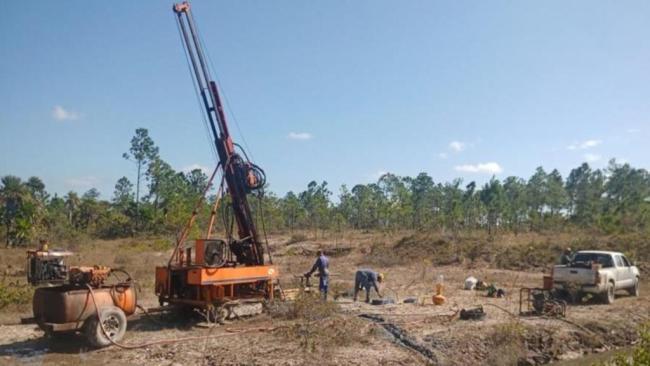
top-left (269, 289), bottom-right (339, 321)
top-left (285, 233), bottom-right (308, 245)
top-left (360, 230), bottom-right (649, 272)
top-left (0, 230), bottom-right (648, 365)
top-left (486, 322), bottom-right (527, 366)
top-left (269, 290), bottom-right (370, 353)
top-left (284, 315), bottom-right (371, 353)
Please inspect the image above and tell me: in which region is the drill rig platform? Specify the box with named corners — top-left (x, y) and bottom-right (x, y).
top-left (155, 2), bottom-right (278, 316)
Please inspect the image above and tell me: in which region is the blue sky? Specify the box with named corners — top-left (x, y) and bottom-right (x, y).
top-left (1, 1), bottom-right (649, 199)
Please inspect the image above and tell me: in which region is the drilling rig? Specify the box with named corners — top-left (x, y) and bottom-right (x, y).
top-left (155, 2), bottom-right (278, 318)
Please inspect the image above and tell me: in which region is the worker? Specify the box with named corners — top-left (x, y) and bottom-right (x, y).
top-left (353, 269), bottom-right (384, 303)
top-left (39, 239), bottom-right (49, 252)
top-left (304, 250), bottom-right (330, 301)
top-left (559, 247), bottom-right (573, 265)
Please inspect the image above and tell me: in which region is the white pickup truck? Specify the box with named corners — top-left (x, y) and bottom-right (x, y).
top-left (552, 250), bottom-right (640, 304)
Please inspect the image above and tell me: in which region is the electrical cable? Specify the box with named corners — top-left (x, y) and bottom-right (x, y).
top-left (233, 142), bottom-right (251, 161)
top-left (233, 143), bottom-right (266, 190)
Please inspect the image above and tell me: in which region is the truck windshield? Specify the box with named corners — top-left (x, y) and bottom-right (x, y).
top-left (571, 253), bottom-right (614, 268)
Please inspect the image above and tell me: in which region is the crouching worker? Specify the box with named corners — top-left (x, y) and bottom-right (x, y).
top-left (304, 250), bottom-right (330, 301)
top-left (354, 269), bottom-right (384, 303)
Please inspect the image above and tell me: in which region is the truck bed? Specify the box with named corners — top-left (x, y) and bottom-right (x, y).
top-left (553, 266), bottom-right (598, 286)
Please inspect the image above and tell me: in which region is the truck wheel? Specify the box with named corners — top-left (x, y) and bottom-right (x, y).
top-left (84, 306), bottom-right (127, 348)
top-left (603, 282), bottom-right (615, 304)
top-left (628, 278), bottom-right (640, 297)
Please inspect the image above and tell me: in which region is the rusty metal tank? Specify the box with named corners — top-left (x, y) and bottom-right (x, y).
top-left (33, 284), bottom-right (136, 331)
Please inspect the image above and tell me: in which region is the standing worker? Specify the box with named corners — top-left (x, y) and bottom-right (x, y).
top-left (354, 269), bottom-right (384, 303)
top-left (559, 247), bottom-right (573, 265)
top-left (304, 250), bottom-right (330, 301)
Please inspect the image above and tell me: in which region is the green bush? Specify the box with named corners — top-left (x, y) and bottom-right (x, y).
top-left (0, 278), bottom-right (33, 309)
top-left (600, 323), bottom-right (650, 366)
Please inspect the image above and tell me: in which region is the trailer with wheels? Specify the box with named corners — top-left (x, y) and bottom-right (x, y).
top-left (27, 249), bottom-right (137, 347)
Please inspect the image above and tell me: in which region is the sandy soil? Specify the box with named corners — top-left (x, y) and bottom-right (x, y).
top-left (0, 232), bottom-right (647, 365)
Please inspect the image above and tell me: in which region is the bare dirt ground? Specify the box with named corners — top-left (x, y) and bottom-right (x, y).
top-left (0, 231), bottom-right (648, 365)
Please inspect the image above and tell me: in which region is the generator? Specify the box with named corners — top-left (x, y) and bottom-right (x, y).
top-left (26, 248), bottom-right (73, 285)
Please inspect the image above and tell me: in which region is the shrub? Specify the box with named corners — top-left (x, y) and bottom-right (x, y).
top-left (486, 322), bottom-right (526, 366)
top-left (269, 289), bottom-right (338, 321)
top-left (269, 290), bottom-right (367, 353)
top-left (0, 278), bottom-right (33, 310)
top-left (286, 233), bottom-right (308, 245)
top-left (600, 323), bottom-right (650, 366)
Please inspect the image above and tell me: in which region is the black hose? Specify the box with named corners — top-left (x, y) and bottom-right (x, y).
top-left (256, 192), bottom-right (274, 264)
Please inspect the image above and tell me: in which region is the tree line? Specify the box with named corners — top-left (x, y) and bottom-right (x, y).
top-left (2, 128), bottom-right (649, 246)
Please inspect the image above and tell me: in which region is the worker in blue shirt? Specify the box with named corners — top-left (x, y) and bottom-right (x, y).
top-left (354, 269), bottom-right (384, 303)
top-left (304, 250), bottom-right (330, 301)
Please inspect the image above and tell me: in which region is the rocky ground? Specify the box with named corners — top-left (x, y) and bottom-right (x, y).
top-left (0, 232), bottom-right (647, 365)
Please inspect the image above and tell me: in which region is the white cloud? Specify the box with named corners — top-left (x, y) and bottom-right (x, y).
top-left (581, 139), bottom-right (602, 149)
top-left (287, 132), bottom-right (312, 140)
top-left (567, 139), bottom-right (602, 150)
top-left (182, 163), bottom-right (212, 175)
top-left (368, 170), bottom-right (388, 181)
top-left (584, 153), bottom-right (601, 163)
top-left (438, 152), bottom-right (448, 159)
top-left (65, 176), bottom-right (99, 190)
top-left (626, 128), bottom-right (640, 133)
top-left (449, 141), bottom-right (465, 152)
top-left (454, 162), bottom-right (503, 174)
top-left (52, 105), bottom-right (79, 121)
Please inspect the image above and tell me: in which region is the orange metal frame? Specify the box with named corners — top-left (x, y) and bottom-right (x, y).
top-left (188, 265), bottom-right (277, 286)
top-left (155, 166), bottom-right (279, 308)
top-left (155, 263), bottom-right (278, 306)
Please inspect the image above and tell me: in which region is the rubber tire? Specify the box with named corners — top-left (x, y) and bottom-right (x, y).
top-left (84, 306), bottom-right (127, 348)
top-left (603, 282), bottom-right (615, 305)
top-left (628, 278), bottom-right (640, 297)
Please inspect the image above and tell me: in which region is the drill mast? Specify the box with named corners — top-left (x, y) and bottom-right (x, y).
top-left (173, 1), bottom-right (265, 266)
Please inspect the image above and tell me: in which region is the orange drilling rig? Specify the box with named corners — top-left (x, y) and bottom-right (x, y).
top-left (155, 2), bottom-right (279, 320)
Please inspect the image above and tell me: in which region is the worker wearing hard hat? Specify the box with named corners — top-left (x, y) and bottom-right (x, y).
top-left (353, 269), bottom-right (383, 303)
